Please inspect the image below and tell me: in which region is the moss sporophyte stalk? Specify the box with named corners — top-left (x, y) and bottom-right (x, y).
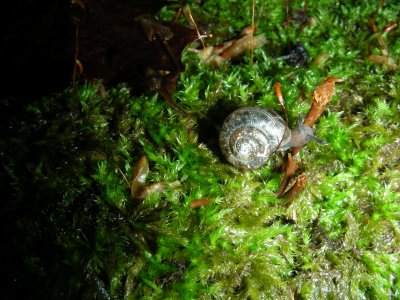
top-left (1, 0), bottom-right (399, 299)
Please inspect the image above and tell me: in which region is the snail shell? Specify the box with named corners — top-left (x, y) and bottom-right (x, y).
top-left (219, 107), bottom-right (291, 170)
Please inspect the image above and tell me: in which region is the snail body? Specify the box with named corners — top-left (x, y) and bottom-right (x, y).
top-left (219, 107), bottom-right (325, 170)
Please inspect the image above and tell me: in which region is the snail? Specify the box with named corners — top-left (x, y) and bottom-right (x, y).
top-left (219, 107), bottom-right (326, 170)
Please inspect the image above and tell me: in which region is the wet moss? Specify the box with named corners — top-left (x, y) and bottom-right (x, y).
top-left (1, 0), bottom-right (399, 298)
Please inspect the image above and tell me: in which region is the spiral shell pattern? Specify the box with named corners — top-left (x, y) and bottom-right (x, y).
top-left (219, 107), bottom-right (291, 170)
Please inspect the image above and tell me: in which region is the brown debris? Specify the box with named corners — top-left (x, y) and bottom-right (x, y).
top-left (74, 0), bottom-right (198, 112)
top-left (273, 82), bottom-right (289, 152)
top-left (182, 4), bottom-right (207, 49)
top-left (3, 0), bottom-right (197, 100)
top-left (282, 172), bottom-right (307, 203)
top-left (131, 156), bottom-right (150, 198)
top-left (136, 14), bottom-right (174, 43)
top-left (135, 181), bottom-right (181, 200)
top-left (130, 155), bottom-right (180, 200)
top-left (276, 153), bottom-right (299, 197)
top-left (305, 77), bottom-right (343, 127)
top-left (383, 23), bottom-right (397, 33)
top-left (278, 78), bottom-right (341, 199)
top-left (191, 26), bottom-right (267, 66)
top-left (75, 59), bottom-right (84, 75)
top-left (368, 54), bottom-right (398, 70)
top-left (291, 77), bottom-right (343, 156)
top-left (190, 199), bottom-right (210, 208)
top-left (367, 12), bottom-right (398, 69)
top-left (72, 0), bottom-right (86, 12)
top-left (274, 82), bottom-right (286, 109)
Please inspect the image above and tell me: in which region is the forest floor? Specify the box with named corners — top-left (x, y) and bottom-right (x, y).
top-left (1, 0), bottom-right (399, 299)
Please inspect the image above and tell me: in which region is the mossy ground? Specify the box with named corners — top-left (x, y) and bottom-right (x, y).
top-left (2, 0), bottom-right (399, 299)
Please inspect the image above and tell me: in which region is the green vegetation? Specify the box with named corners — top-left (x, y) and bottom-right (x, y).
top-left (2, 0), bottom-right (399, 298)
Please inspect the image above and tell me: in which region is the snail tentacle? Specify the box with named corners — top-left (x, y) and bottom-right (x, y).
top-left (286, 114), bottom-right (327, 148)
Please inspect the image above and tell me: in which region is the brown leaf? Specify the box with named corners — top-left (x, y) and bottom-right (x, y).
top-left (190, 199), bottom-right (210, 208)
top-left (135, 181), bottom-right (181, 200)
top-left (282, 173), bottom-right (307, 203)
top-left (131, 156), bottom-right (149, 199)
top-left (305, 77), bottom-right (343, 127)
top-left (130, 155), bottom-right (181, 200)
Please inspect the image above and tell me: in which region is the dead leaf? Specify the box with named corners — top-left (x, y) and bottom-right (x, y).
top-left (282, 172), bottom-right (307, 202)
top-left (130, 155), bottom-right (180, 200)
top-left (306, 77), bottom-right (343, 127)
top-left (135, 181), bottom-right (181, 200)
top-left (190, 199), bottom-right (210, 208)
top-left (191, 26), bottom-right (267, 66)
top-left (368, 54), bottom-right (398, 70)
top-left (131, 156), bottom-right (149, 198)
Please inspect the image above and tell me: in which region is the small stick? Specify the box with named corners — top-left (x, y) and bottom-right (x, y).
top-left (383, 23), bottom-right (397, 33)
top-left (301, 0), bottom-right (308, 27)
top-left (273, 82), bottom-right (289, 153)
top-left (250, 0), bottom-right (255, 66)
top-left (284, 0), bottom-right (290, 25)
top-left (183, 5), bottom-right (206, 49)
top-left (276, 153), bottom-right (299, 197)
top-left (117, 167), bottom-right (131, 187)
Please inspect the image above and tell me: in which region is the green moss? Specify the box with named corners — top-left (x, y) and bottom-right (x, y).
top-left (2, 0), bottom-right (400, 299)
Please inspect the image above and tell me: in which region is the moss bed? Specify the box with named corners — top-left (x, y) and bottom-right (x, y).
top-left (1, 0), bottom-right (399, 299)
